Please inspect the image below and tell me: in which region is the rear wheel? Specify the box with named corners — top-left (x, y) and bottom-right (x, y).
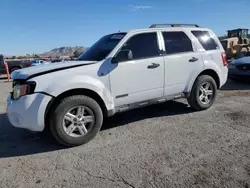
top-left (187, 75), bottom-right (217, 111)
top-left (49, 95), bottom-right (103, 146)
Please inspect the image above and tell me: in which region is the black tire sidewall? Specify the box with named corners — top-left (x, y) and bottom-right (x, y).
top-left (194, 75), bottom-right (217, 109)
top-left (52, 95), bottom-right (103, 146)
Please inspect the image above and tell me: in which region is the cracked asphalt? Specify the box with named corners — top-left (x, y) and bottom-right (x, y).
top-left (0, 77), bottom-right (250, 188)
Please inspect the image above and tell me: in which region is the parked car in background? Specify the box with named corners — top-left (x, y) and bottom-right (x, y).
top-left (0, 54), bottom-right (32, 75)
top-left (228, 56), bottom-right (250, 80)
top-left (31, 60), bottom-right (51, 66)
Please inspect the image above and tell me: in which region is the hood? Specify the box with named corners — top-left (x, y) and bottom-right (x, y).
top-left (232, 57), bottom-right (250, 65)
top-left (11, 60), bottom-right (97, 80)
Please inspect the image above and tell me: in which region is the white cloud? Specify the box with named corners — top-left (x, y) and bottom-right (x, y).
top-left (134, 5), bottom-right (152, 9)
top-left (128, 4), bottom-right (152, 11)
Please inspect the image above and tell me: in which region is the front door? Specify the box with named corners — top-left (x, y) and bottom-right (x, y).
top-left (109, 32), bottom-right (165, 107)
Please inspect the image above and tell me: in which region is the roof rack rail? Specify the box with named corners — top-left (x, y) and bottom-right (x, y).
top-left (149, 24), bottom-right (200, 28)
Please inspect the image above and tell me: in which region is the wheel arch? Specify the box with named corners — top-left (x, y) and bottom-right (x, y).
top-left (198, 69), bottom-right (220, 89)
top-left (187, 69), bottom-right (220, 94)
top-left (44, 88), bottom-right (110, 128)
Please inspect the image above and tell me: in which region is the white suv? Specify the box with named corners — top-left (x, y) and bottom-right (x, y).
top-left (7, 24), bottom-right (228, 146)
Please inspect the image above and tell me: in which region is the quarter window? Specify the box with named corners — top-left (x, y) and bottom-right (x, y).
top-left (162, 32), bottom-right (193, 55)
top-left (121, 32), bottom-right (160, 60)
top-left (191, 31), bottom-right (219, 51)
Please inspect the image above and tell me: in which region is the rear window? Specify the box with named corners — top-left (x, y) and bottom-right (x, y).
top-left (191, 31), bottom-right (219, 51)
top-left (162, 31), bottom-right (193, 55)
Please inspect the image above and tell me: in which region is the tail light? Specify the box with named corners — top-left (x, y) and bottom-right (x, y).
top-left (221, 52), bottom-right (227, 66)
top-left (27, 62), bottom-right (32, 66)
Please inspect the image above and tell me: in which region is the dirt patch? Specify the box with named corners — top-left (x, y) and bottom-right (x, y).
top-left (245, 164), bottom-right (250, 177)
top-left (226, 111), bottom-right (248, 121)
top-left (220, 91), bottom-right (250, 97)
top-left (192, 169), bottom-right (212, 186)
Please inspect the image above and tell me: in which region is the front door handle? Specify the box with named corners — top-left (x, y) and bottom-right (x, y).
top-left (147, 63), bottom-right (160, 69)
top-left (189, 57), bottom-right (199, 62)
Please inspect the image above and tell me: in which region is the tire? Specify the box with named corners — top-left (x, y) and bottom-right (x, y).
top-left (49, 95), bottom-right (103, 146)
top-left (187, 75), bottom-right (217, 111)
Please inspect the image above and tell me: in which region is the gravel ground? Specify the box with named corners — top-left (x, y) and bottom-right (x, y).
top-left (0, 77), bottom-right (250, 188)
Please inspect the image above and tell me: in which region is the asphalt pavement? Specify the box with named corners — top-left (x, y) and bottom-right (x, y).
top-left (0, 77), bottom-right (250, 188)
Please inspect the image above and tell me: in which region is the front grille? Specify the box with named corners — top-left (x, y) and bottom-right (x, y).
top-left (236, 64), bottom-right (250, 71)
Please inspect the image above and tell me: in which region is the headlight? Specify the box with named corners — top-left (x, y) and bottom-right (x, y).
top-left (12, 81), bottom-right (36, 100)
top-left (228, 64), bottom-right (236, 69)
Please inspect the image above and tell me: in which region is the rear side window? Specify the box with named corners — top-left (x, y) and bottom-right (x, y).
top-left (121, 32), bottom-right (160, 60)
top-left (162, 32), bottom-right (193, 55)
top-left (191, 31), bottom-right (219, 51)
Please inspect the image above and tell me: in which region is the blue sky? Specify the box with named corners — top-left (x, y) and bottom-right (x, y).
top-left (1, 0), bottom-right (250, 55)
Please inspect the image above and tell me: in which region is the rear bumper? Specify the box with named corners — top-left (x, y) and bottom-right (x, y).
top-left (7, 93), bottom-right (52, 132)
top-left (219, 67), bottom-right (228, 88)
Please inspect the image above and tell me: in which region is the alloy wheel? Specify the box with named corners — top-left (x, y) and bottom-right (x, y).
top-left (199, 82), bottom-right (214, 105)
top-left (63, 106), bottom-right (95, 137)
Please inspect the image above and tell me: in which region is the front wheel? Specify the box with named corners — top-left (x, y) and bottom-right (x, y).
top-left (187, 75), bottom-right (217, 111)
top-left (49, 95), bottom-right (103, 146)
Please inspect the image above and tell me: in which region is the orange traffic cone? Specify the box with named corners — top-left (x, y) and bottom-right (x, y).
top-left (4, 62), bottom-right (10, 81)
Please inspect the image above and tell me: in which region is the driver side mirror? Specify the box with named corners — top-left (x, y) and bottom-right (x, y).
top-left (112, 49), bottom-right (133, 63)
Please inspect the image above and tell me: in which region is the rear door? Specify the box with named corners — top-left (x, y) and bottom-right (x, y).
top-left (191, 30), bottom-right (223, 67)
top-left (160, 30), bottom-right (204, 96)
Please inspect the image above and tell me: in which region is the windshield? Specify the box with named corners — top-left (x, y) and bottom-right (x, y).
top-left (77, 33), bottom-right (127, 61)
top-left (242, 30), bottom-right (248, 39)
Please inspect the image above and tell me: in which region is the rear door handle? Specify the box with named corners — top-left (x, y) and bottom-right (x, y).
top-left (189, 57), bottom-right (199, 62)
top-left (147, 63), bottom-right (160, 69)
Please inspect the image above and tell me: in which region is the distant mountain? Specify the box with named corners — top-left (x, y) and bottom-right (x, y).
top-left (40, 46), bottom-right (88, 57)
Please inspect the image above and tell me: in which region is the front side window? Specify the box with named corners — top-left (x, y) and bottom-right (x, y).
top-left (162, 31), bottom-right (193, 55)
top-left (77, 33), bottom-right (126, 61)
top-left (191, 31), bottom-right (219, 51)
top-left (120, 32), bottom-right (160, 60)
